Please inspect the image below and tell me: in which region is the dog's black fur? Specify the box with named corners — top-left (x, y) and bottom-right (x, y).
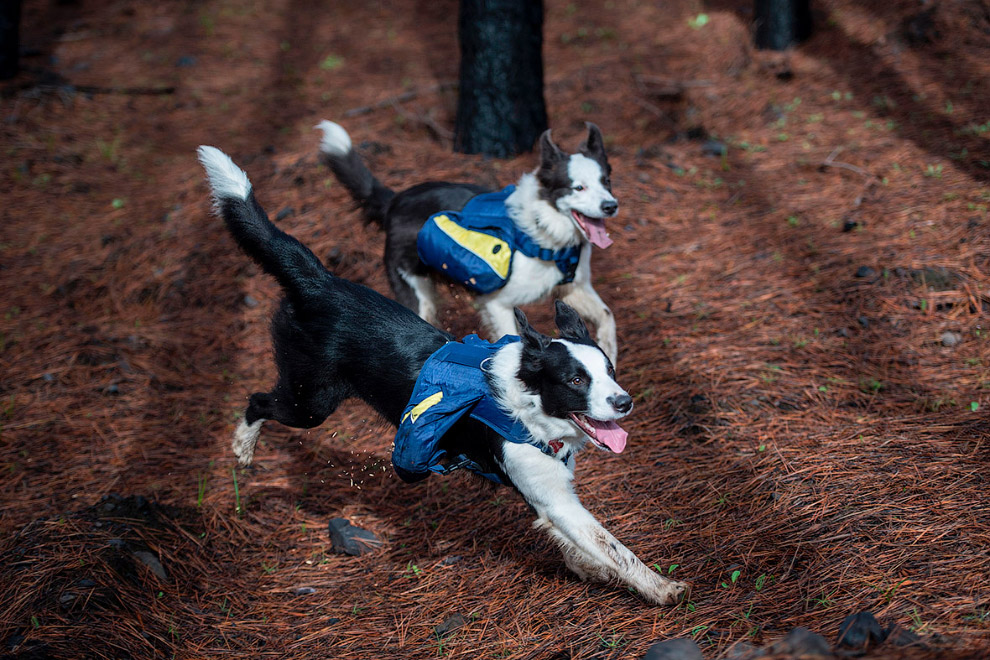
top-left (196, 146), bottom-right (688, 605)
top-left (315, 121), bottom-right (621, 365)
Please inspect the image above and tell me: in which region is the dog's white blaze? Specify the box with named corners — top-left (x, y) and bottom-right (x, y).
top-left (506, 173), bottom-right (583, 248)
top-left (556, 154), bottom-right (615, 219)
top-left (198, 146), bottom-right (252, 202)
top-left (558, 340), bottom-right (627, 421)
top-left (315, 120), bottom-right (352, 156)
top-left (486, 342), bottom-right (582, 442)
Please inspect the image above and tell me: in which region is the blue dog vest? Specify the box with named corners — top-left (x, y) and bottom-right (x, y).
top-left (417, 186), bottom-right (582, 294)
top-left (393, 334), bottom-right (568, 485)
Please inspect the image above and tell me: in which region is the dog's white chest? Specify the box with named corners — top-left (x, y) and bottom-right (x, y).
top-left (489, 253), bottom-right (566, 305)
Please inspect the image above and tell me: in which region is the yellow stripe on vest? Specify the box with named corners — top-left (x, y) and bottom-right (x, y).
top-left (432, 214), bottom-right (511, 279)
top-left (402, 391), bottom-right (444, 424)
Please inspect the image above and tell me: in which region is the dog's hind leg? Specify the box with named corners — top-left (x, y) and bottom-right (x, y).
top-left (233, 387), bottom-right (338, 465)
top-left (396, 268), bottom-right (440, 325)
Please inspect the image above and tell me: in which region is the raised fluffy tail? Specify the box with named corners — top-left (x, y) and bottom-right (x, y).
top-left (315, 120), bottom-right (395, 227)
top-left (197, 146), bottom-right (330, 301)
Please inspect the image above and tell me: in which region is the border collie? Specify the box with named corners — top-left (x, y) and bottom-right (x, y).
top-left (197, 146), bottom-right (687, 605)
top-left (315, 121), bottom-right (621, 365)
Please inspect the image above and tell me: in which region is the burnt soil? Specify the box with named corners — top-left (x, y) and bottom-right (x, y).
top-left (2, 0), bottom-right (990, 658)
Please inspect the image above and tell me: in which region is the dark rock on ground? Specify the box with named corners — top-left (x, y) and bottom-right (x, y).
top-left (836, 611), bottom-right (885, 650)
top-left (275, 206), bottom-right (295, 221)
top-left (766, 627), bottom-right (831, 657)
top-left (941, 331), bottom-right (962, 347)
top-left (642, 638), bottom-right (704, 660)
top-left (884, 623), bottom-right (922, 647)
top-left (724, 640), bottom-right (760, 658)
top-left (292, 586), bottom-right (317, 596)
top-left (132, 551), bottom-right (168, 581)
top-left (327, 518), bottom-right (382, 556)
top-left (701, 139), bottom-right (727, 157)
top-left (855, 265), bottom-right (876, 279)
top-left (243, 294), bottom-right (259, 308)
top-left (434, 613), bottom-right (467, 638)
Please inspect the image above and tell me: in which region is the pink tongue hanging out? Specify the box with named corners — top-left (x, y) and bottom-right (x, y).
top-left (587, 418), bottom-right (627, 453)
top-left (572, 211), bottom-right (614, 249)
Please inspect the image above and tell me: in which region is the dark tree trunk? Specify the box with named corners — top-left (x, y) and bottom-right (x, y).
top-left (0, 0), bottom-right (21, 79)
top-left (454, 0), bottom-right (548, 158)
top-left (754, 0), bottom-right (812, 51)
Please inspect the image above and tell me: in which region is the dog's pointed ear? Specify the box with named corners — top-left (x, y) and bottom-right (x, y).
top-left (515, 307), bottom-right (552, 350)
top-left (580, 122), bottom-right (606, 159)
top-left (554, 300), bottom-right (592, 342)
top-left (539, 129), bottom-right (564, 169)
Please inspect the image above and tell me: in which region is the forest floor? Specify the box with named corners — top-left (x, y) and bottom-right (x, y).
top-left (2, 0), bottom-right (990, 658)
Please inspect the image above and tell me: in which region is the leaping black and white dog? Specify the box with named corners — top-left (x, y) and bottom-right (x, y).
top-left (197, 145), bottom-right (687, 605)
top-left (316, 120), bottom-right (621, 365)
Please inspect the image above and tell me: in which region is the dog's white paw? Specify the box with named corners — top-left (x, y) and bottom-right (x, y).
top-left (232, 418), bottom-right (263, 466)
top-left (638, 574), bottom-right (690, 606)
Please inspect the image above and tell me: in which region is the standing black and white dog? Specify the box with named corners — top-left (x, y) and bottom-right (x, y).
top-left (197, 145), bottom-right (687, 605)
top-left (316, 120), bottom-right (621, 365)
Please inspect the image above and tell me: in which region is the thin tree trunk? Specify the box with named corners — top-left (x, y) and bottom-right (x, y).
top-left (0, 0), bottom-right (21, 79)
top-left (754, 0), bottom-right (812, 51)
top-left (454, 0), bottom-right (548, 158)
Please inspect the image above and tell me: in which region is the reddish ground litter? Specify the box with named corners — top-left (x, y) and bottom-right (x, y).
top-left (2, 0), bottom-right (989, 658)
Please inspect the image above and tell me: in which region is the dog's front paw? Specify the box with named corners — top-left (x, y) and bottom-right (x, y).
top-left (638, 574), bottom-right (690, 606)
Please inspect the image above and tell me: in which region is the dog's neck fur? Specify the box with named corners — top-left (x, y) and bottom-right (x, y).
top-left (485, 342), bottom-right (587, 451)
top-left (504, 172), bottom-right (583, 251)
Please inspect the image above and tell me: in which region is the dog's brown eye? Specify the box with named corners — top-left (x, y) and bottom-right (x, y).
top-left (574, 185), bottom-right (585, 191)
top-left (570, 376), bottom-right (584, 386)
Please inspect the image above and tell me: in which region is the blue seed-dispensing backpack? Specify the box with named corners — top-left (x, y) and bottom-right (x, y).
top-left (416, 186), bottom-right (581, 294)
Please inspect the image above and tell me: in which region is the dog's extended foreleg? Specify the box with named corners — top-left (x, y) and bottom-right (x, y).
top-left (504, 445), bottom-right (687, 605)
top-left (556, 283), bottom-right (617, 366)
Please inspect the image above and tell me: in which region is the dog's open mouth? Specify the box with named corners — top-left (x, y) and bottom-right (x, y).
top-left (569, 413), bottom-right (628, 453)
top-left (570, 211), bottom-right (613, 249)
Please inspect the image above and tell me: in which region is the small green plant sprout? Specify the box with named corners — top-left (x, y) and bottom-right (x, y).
top-left (757, 444), bottom-right (767, 452)
top-left (962, 607), bottom-right (990, 624)
top-left (111, 198), bottom-right (125, 209)
top-left (231, 467), bottom-right (241, 516)
top-left (404, 561), bottom-right (423, 578)
top-left (754, 573), bottom-right (775, 591)
top-left (687, 13), bottom-right (710, 29)
top-left (30, 616), bottom-right (40, 628)
top-left (809, 587), bottom-right (838, 610)
top-left (196, 472), bottom-right (207, 507)
top-left (924, 164), bottom-right (943, 178)
top-left (907, 608), bottom-right (930, 633)
top-left (721, 569), bottom-right (742, 589)
top-left (870, 577), bottom-right (907, 604)
top-left (261, 561), bottom-right (276, 574)
top-left (663, 518), bottom-right (681, 531)
top-left (319, 54), bottom-right (344, 71)
top-left (818, 385), bottom-right (828, 393)
top-left (971, 401), bottom-right (980, 412)
top-left (654, 562), bottom-right (679, 575)
top-left (787, 215), bottom-right (800, 227)
top-left (597, 631), bottom-right (626, 649)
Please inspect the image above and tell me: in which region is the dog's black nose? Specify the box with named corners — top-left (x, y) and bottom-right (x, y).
top-left (601, 200), bottom-right (618, 216)
top-left (608, 394), bottom-right (633, 414)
